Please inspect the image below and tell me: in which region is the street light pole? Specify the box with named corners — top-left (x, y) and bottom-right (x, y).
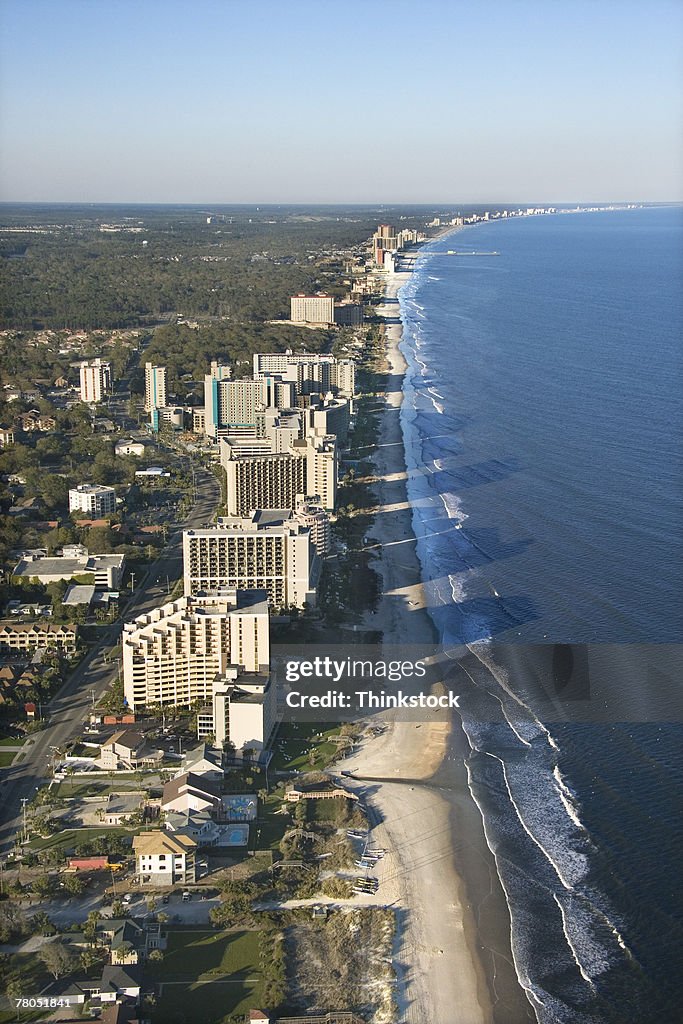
top-left (20, 797), bottom-right (29, 844)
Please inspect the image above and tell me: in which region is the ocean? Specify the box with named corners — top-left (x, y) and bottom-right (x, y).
top-left (397, 207), bottom-right (683, 1023)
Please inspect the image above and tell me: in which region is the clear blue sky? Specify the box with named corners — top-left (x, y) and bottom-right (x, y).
top-left (0, 0), bottom-right (681, 203)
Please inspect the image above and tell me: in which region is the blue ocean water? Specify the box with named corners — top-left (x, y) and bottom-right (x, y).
top-left (398, 208), bottom-right (683, 1023)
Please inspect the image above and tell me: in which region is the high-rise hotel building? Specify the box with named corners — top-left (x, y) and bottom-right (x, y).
top-left (290, 293), bottom-right (335, 325)
top-left (122, 590), bottom-right (269, 710)
top-left (221, 433), bottom-right (337, 515)
top-left (144, 362), bottom-right (167, 413)
top-left (122, 589), bottom-right (275, 753)
top-left (79, 359), bottom-right (112, 404)
top-left (203, 372), bottom-right (295, 440)
top-left (252, 351), bottom-right (355, 399)
top-left (183, 508), bottom-right (320, 609)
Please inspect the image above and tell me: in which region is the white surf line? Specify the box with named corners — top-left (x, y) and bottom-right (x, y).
top-left (457, 660), bottom-right (532, 748)
top-left (552, 765), bottom-right (586, 832)
top-left (487, 752), bottom-right (579, 892)
top-left (467, 641), bottom-right (557, 745)
top-left (553, 893), bottom-right (596, 988)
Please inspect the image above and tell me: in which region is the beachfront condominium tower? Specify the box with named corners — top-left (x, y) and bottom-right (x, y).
top-left (252, 351), bottom-right (355, 399)
top-left (144, 363), bottom-right (167, 412)
top-left (122, 589), bottom-right (276, 753)
top-left (79, 358), bottom-right (112, 404)
top-left (220, 433), bottom-right (337, 516)
top-left (290, 293), bottom-right (335, 325)
top-left (183, 508), bottom-right (320, 609)
top-left (203, 374), bottom-right (296, 440)
top-left (122, 589), bottom-right (268, 709)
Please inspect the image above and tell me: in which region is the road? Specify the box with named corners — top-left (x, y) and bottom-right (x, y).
top-left (0, 465), bottom-right (220, 856)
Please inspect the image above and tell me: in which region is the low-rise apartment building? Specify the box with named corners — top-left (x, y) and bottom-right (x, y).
top-left (100, 730), bottom-right (163, 771)
top-left (68, 484), bottom-right (117, 516)
top-left (0, 621), bottom-right (78, 654)
top-left (13, 546), bottom-right (125, 588)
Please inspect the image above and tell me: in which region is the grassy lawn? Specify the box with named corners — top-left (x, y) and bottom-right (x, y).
top-left (149, 930), bottom-right (264, 1024)
top-left (0, 751), bottom-right (17, 768)
top-left (269, 722), bottom-right (342, 773)
top-left (152, 978), bottom-right (262, 1024)
top-left (148, 928), bottom-right (261, 980)
top-left (52, 780), bottom-right (142, 799)
top-left (253, 791), bottom-right (292, 851)
top-left (0, 953), bottom-right (52, 1023)
top-left (27, 826), bottom-right (133, 852)
top-left (0, 736), bottom-right (27, 746)
top-left (307, 796), bottom-right (348, 823)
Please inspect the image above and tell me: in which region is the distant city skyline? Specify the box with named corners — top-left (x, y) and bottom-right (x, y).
top-left (0, 0), bottom-right (681, 204)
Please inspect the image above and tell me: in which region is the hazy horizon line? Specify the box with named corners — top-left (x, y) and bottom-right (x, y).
top-left (1, 198), bottom-right (681, 209)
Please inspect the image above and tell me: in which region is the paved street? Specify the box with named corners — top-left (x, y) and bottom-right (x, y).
top-left (0, 466), bottom-right (220, 856)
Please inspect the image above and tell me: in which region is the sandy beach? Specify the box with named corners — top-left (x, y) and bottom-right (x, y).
top-left (342, 273), bottom-right (534, 1024)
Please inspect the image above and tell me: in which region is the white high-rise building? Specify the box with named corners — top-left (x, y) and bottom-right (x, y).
top-left (221, 433), bottom-right (337, 516)
top-left (252, 351), bottom-right (355, 399)
top-left (183, 509), bottom-right (320, 609)
top-left (122, 589), bottom-right (268, 708)
top-left (294, 497), bottom-right (331, 556)
top-left (79, 359), bottom-right (111, 404)
top-left (122, 589), bottom-right (276, 754)
top-left (290, 294), bottom-right (335, 325)
top-left (144, 363), bottom-right (167, 412)
top-left (203, 375), bottom-right (295, 439)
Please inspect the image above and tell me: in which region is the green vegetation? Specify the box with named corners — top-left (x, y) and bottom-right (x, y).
top-left (0, 953), bottom-right (53, 1023)
top-left (269, 721), bottom-right (344, 773)
top-left (284, 908), bottom-right (396, 1021)
top-left (148, 928), bottom-right (260, 979)
top-left (148, 928), bottom-right (269, 1024)
top-left (26, 826), bottom-right (132, 853)
top-left (0, 206), bottom-right (385, 331)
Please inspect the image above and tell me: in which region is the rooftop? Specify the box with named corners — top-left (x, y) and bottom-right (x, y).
top-left (132, 830), bottom-right (197, 857)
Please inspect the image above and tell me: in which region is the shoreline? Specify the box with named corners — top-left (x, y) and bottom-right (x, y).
top-left (343, 254), bottom-right (534, 1023)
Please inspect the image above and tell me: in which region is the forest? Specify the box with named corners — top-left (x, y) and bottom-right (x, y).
top-left (0, 204), bottom-right (402, 330)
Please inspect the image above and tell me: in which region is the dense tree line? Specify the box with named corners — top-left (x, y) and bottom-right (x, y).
top-left (0, 207), bottom-right (387, 331)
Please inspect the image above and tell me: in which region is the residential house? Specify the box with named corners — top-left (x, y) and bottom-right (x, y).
top-left (133, 830), bottom-right (197, 886)
top-left (103, 792), bottom-right (145, 825)
top-left (176, 743), bottom-right (223, 783)
top-left (100, 730), bottom-right (162, 771)
top-left (97, 917), bottom-right (165, 964)
top-left (163, 807), bottom-right (221, 847)
top-left (99, 965), bottom-right (142, 1004)
top-left (161, 772), bottom-right (222, 815)
top-left (97, 918), bottom-right (146, 965)
top-left (16, 409), bottom-right (56, 432)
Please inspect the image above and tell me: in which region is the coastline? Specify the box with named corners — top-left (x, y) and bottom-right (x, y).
top-left (343, 257), bottom-right (534, 1023)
